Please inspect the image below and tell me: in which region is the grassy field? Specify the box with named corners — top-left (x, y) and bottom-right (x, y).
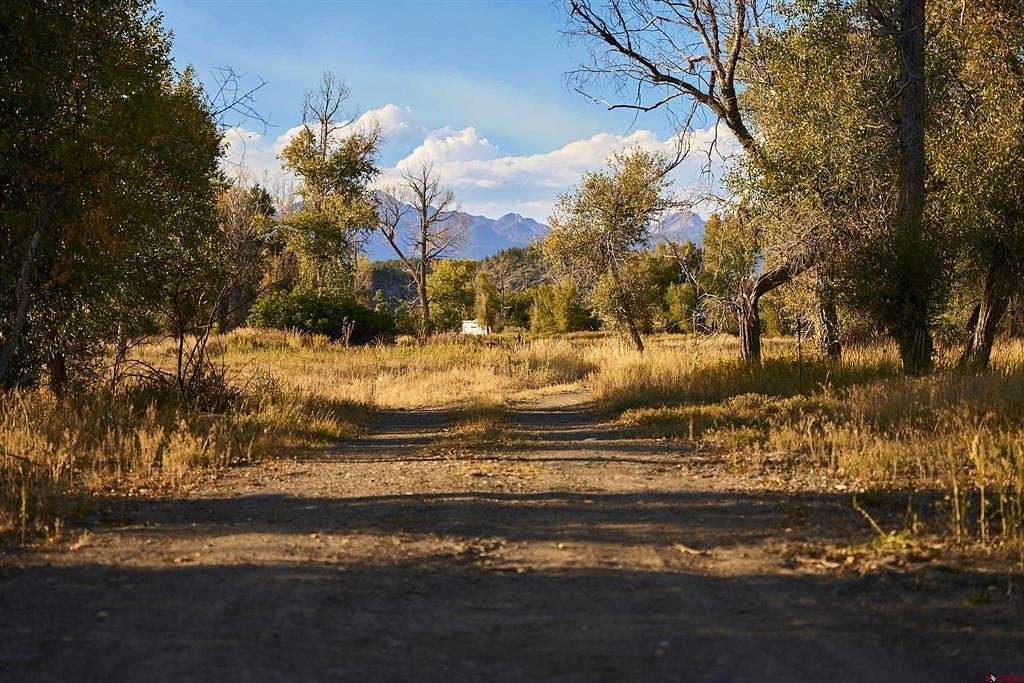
top-left (3, 328), bottom-right (1023, 551)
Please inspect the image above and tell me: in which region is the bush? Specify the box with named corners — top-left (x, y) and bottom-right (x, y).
top-left (248, 290), bottom-right (395, 344)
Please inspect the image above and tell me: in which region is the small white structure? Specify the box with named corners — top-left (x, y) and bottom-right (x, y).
top-left (461, 319), bottom-right (489, 335)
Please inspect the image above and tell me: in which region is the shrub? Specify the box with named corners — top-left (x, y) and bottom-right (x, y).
top-left (248, 290), bottom-right (395, 344)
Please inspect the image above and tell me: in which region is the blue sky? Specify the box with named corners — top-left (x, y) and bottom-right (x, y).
top-left (160, 0), bottom-right (722, 220)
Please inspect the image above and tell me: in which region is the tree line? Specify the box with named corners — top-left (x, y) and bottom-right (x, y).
top-left (4, 0), bottom-right (1023, 401)
top-left (557, 0), bottom-right (1024, 373)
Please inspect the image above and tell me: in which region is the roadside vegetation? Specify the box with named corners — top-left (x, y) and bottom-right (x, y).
top-left (6, 329), bottom-right (1024, 557)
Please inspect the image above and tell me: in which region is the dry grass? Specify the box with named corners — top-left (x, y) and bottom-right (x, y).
top-left (0, 377), bottom-right (371, 540)
top-left (1, 329), bottom-right (595, 539)
top-left (208, 328), bottom-right (596, 409)
top-left (610, 336), bottom-right (1024, 546)
top-left (6, 327), bottom-right (1024, 550)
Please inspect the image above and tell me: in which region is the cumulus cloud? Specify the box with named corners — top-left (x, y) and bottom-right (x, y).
top-left (379, 124), bottom-right (735, 219)
top-left (221, 104), bottom-right (735, 221)
top-left (396, 126), bottom-right (499, 170)
top-left (354, 103), bottom-right (422, 155)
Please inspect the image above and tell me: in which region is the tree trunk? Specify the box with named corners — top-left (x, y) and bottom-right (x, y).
top-left (623, 315), bottom-right (645, 353)
top-left (47, 350), bottom-right (67, 399)
top-left (817, 294), bottom-right (842, 361)
top-left (416, 262), bottom-right (430, 344)
top-left (959, 263), bottom-right (1011, 370)
top-left (738, 279), bottom-right (762, 363)
top-left (893, 0), bottom-right (933, 375)
top-left (736, 262), bottom-right (808, 364)
top-left (607, 259), bottom-right (644, 352)
top-left (0, 229), bottom-right (42, 388)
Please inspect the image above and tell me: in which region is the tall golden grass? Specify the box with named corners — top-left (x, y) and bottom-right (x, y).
top-left (0, 329), bottom-right (596, 538)
top-left (610, 337), bottom-right (1024, 545)
top-left (4, 328), bottom-right (1023, 548)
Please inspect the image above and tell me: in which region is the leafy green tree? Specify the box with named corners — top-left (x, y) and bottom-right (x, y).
top-left (279, 71), bottom-right (380, 294)
top-left (474, 270), bottom-right (500, 332)
top-left (665, 283), bottom-right (699, 333)
top-left (529, 280), bottom-right (596, 334)
top-left (427, 260), bottom-right (475, 332)
top-left (591, 254), bottom-right (660, 334)
top-left (542, 149), bottom-right (673, 351)
top-left (529, 286), bottom-right (558, 334)
top-left (932, 1), bottom-right (1024, 369)
top-left (248, 290), bottom-right (394, 344)
top-left (0, 1), bottom-right (223, 393)
top-left (215, 182), bottom-right (277, 331)
top-left (566, 0), bottom-right (813, 362)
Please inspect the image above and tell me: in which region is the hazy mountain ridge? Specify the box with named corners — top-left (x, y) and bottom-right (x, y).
top-left (366, 194), bottom-right (706, 261)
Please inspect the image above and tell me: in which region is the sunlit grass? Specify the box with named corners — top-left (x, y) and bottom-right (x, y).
top-left (609, 336), bottom-right (1024, 545)
top-left (5, 328), bottom-right (1024, 548)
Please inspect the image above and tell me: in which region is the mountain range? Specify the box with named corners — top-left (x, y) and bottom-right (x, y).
top-left (365, 195), bottom-right (707, 261)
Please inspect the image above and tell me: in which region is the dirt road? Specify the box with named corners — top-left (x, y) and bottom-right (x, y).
top-left (1, 389), bottom-right (1021, 681)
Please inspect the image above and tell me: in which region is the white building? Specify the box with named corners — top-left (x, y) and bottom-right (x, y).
top-left (461, 319), bottom-right (489, 335)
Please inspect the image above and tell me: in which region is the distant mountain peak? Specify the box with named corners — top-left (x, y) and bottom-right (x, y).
top-left (364, 200), bottom-right (705, 262)
top-left (366, 200), bottom-right (549, 261)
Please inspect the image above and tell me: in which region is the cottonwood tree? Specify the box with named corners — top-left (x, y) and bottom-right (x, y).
top-left (474, 270), bottom-right (500, 332)
top-left (732, 3), bottom-right (896, 363)
top-left (0, 2), bottom-right (226, 393)
top-left (857, 0), bottom-right (934, 373)
top-left (214, 182), bottom-right (276, 331)
top-left (542, 149), bottom-right (673, 352)
top-left (280, 71), bottom-right (380, 294)
top-left (564, 0), bottom-right (823, 363)
top-left (377, 163), bottom-right (468, 342)
top-left (933, 2), bottom-right (1024, 369)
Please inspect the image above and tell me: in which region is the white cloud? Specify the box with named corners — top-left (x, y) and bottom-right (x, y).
top-left (396, 126), bottom-right (499, 171)
top-left (221, 106), bottom-right (735, 222)
top-left (380, 125), bottom-right (734, 219)
top-left (353, 103), bottom-right (421, 151)
top-left (271, 125), bottom-right (305, 154)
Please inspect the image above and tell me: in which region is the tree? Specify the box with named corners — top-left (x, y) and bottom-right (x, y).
top-left (529, 280), bottom-right (596, 334)
top-left (215, 182), bottom-right (276, 331)
top-left (696, 212), bottom-right (756, 334)
top-left (279, 71), bottom-right (380, 294)
top-left (0, 1), bottom-right (224, 393)
top-left (564, 0), bottom-right (816, 361)
top-left (474, 270), bottom-right (500, 332)
top-left (565, 0), bottom-right (759, 151)
top-left (932, 1), bottom-right (1024, 369)
top-left (666, 282), bottom-right (699, 333)
top-left (377, 162), bottom-right (468, 342)
top-left (869, 0), bottom-right (934, 373)
top-left (426, 260), bottom-right (475, 332)
top-left (734, 0), bottom-right (950, 370)
top-left (542, 149), bottom-right (673, 352)
top-left (591, 254), bottom-right (661, 334)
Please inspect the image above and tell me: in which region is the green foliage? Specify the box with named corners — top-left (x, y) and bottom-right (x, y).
top-left (426, 260), bottom-right (476, 332)
top-left (931, 3), bottom-right (1024, 290)
top-left (248, 290), bottom-right (395, 344)
top-left (530, 280), bottom-right (597, 334)
top-left (474, 270), bottom-right (500, 332)
top-left (591, 254), bottom-right (660, 333)
top-left (700, 213), bottom-right (755, 302)
top-left (0, 0), bottom-right (223, 390)
top-left (479, 246), bottom-right (549, 291)
top-left (503, 290), bottom-right (535, 329)
top-left (542, 149), bottom-right (673, 343)
top-left (278, 73), bottom-right (380, 294)
top-left (665, 283), bottom-right (699, 333)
